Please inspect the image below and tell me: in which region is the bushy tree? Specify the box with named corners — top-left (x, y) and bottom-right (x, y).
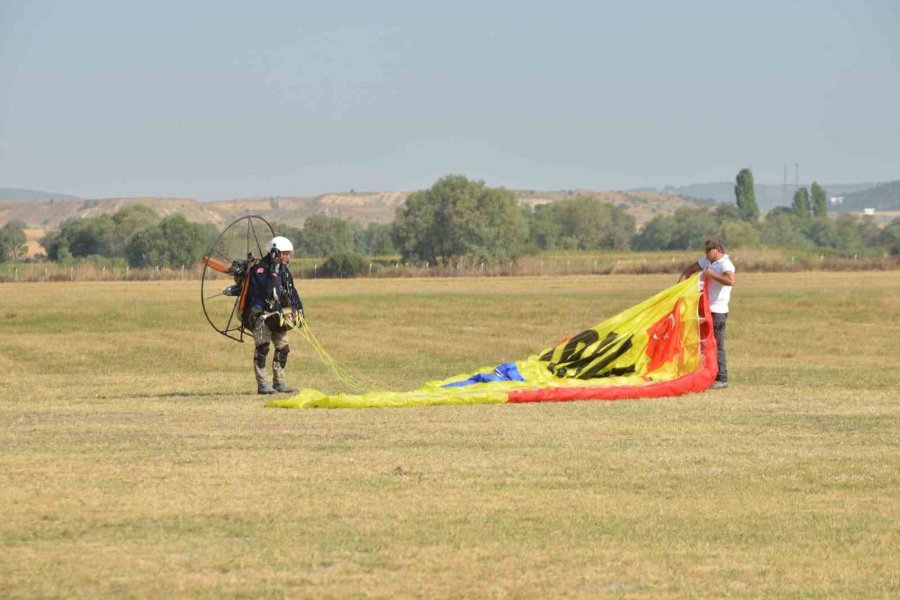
top-left (298, 215), bottom-right (356, 257)
top-left (829, 214), bottom-right (882, 251)
top-left (714, 204), bottom-right (744, 223)
top-left (833, 215), bottom-right (861, 249)
top-left (720, 220), bottom-right (760, 248)
top-left (552, 196), bottom-right (635, 250)
top-left (40, 230), bottom-right (61, 259)
top-left (760, 208), bottom-right (810, 248)
top-left (111, 204), bottom-right (159, 253)
top-left (877, 218), bottom-right (900, 255)
top-left (792, 187), bottom-right (810, 219)
top-left (1, 220), bottom-right (28, 260)
top-left (669, 208), bottom-right (720, 249)
top-left (44, 214), bottom-right (116, 259)
top-left (856, 216), bottom-right (882, 247)
top-left (526, 204), bottom-right (561, 250)
top-left (811, 182), bottom-right (828, 218)
top-left (735, 168), bottom-right (759, 221)
top-left (631, 214), bottom-right (677, 250)
top-left (356, 222), bottom-right (395, 255)
top-left (42, 206), bottom-right (163, 260)
top-left (320, 251), bottom-right (368, 277)
top-left (0, 229), bottom-right (10, 262)
top-left (632, 207), bottom-right (718, 251)
top-left (125, 214), bottom-right (214, 267)
top-left (393, 175), bottom-right (527, 264)
top-left (801, 217), bottom-right (839, 248)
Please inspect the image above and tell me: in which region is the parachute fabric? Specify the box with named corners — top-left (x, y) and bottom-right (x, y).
top-left (267, 277), bottom-right (717, 409)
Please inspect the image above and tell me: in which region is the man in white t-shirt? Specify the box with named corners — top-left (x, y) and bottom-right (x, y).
top-left (678, 238), bottom-right (736, 389)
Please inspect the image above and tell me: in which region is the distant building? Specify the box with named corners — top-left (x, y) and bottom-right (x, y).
top-left (829, 196), bottom-right (844, 205)
top-left (863, 208), bottom-right (876, 216)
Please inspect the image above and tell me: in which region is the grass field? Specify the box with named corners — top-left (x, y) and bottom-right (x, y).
top-left (1, 272), bottom-right (899, 598)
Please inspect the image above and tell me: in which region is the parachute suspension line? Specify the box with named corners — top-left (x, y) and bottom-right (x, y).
top-left (289, 313), bottom-right (370, 392)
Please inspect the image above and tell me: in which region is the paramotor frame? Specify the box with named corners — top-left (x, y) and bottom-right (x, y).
top-left (200, 215), bottom-right (275, 342)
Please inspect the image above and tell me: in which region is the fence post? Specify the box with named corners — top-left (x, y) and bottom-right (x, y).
top-left (369, 262), bottom-right (373, 277)
top-left (14, 268), bottom-right (18, 281)
top-left (314, 264), bottom-right (318, 278)
top-left (70, 267), bottom-right (74, 281)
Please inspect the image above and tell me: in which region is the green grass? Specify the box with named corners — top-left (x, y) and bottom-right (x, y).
top-left (1, 273), bottom-right (899, 598)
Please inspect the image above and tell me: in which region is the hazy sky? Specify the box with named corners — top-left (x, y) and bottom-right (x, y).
top-left (1, 0), bottom-right (898, 200)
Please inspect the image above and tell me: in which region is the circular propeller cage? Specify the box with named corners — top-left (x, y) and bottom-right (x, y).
top-left (200, 215), bottom-right (275, 342)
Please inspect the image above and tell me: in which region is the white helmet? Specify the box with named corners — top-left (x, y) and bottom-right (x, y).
top-left (269, 236), bottom-right (294, 253)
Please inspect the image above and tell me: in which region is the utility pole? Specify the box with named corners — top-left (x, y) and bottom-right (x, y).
top-left (783, 163), bottom-right (788, 204)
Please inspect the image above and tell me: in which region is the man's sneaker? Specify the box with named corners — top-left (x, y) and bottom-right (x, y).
top-left (274, 385), bottom-right (297, 394)
top-left (257, 384), bottom-right (277, 395)
top-left (710, 380), bottom-right (728, 390)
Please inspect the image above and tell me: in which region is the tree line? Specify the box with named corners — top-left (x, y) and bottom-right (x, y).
top-left (635, 170), bottom-right (898, 255)
top-left (38, 205), bottom-right (220, 268)
top-left (31, 204), bottom-right (398, 269)
top-left (5, 172), bottom-right (899, 270)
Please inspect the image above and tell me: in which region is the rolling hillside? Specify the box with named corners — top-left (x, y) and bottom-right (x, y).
top-left (834, 180), bottom-right (900, 212)
top-left (0, 188), bottom-right (81, 202)
top-left (662, 181), bottom-right (881, 211)
top-left (0, 189), bottom-right (703, 233)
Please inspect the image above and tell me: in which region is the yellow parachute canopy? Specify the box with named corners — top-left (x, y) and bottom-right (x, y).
top-left (268, 277), bottom-right (717, 409)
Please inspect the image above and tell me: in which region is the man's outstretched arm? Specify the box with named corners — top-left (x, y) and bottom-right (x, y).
top-left (678, 262), bottom-right (702, 282)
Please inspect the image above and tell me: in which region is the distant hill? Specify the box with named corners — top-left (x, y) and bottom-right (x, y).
top-left (833, 180), bottom-right (900, 213)
top-left (0, 188), bottom-right (82, 202)
top-left (0, 189), bottom-right (704, 232)
top-left (4, 179), bottom-right (893, 231)
top-left (662, 181), bottom-right (881, 212)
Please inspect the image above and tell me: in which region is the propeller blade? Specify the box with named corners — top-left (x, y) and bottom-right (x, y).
top-left (203, 256), bottom-right (232, 274)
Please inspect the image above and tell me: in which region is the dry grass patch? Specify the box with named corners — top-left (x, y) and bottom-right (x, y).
top-left (1, 273), bottom-right (899, 598)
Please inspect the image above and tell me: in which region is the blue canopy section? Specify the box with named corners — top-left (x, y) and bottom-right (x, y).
top-left (442, 362), bottom-right (525, 387)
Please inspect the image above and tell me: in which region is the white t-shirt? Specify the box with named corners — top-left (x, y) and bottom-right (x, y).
top-left (698, 254), bottom-right (735, 313)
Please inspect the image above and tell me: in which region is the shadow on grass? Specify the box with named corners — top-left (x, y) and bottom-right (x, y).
top-left (98, 390), bottom-right (257, 400)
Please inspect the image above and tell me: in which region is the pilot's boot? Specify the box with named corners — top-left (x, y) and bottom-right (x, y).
top-left (273, 345), bottom-right (297, 393)
top-left (255, 343), bottom-right (275, 394)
